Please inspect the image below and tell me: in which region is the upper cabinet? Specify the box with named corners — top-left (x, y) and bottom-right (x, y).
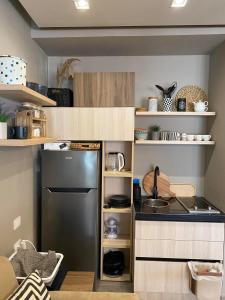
top-left (73, 72), bottom-right (135, 107)
top-left (44, 107), bottom-right (135, 141)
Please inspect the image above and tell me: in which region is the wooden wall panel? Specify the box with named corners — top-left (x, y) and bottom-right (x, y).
top-left (74, 72), bottom-right (135, 107)
top-left (44, 107), bottom-right (134, 141)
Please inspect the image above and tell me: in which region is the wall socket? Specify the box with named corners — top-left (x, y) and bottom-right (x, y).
top-left (14, 239), bottom-right (22, 252)
top-left (13, 216), bottom-right (21, 231)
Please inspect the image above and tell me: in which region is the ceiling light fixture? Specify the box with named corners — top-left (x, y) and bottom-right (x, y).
top-left (73, 0), bottom-right (90, 10)
top-left (171, 0), bottom-right (187, 7)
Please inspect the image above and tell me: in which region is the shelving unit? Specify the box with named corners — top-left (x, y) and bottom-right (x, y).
top-left (0, 84), bottom-right (56, 106)
top-left (136, 111), bottom-right (216, 116)
top-left (100, 141), bottom-right (134, 282)
top-left (0, 137), bottom-right (56, 147)
top-left (135, 140), bottom-right (215, 145)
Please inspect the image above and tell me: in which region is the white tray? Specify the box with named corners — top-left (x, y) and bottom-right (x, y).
top-left (9, 251), bottom-right (64, 286)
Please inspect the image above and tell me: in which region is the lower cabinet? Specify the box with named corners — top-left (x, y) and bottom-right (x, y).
top-left (134, 260), bottom-right (189, 294)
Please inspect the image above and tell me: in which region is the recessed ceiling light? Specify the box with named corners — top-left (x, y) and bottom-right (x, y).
top-left (73, 0), bottom-right (90, 10)
top-left (171, 0), bottom-right (187, 7)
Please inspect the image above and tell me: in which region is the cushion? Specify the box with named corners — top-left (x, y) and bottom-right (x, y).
top-left (7, 271), bottom-right (51, 300)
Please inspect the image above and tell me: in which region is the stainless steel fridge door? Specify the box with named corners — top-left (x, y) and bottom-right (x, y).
top-left (41, 150), bottom-right (99, 188)
top-left (42, 187), bottom-right (99, 271)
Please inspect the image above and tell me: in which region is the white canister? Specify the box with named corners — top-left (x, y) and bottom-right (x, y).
top-left (0, 55), bottom-right (27, 85)
top-left (148, 97), bottom-right (158, 112)
top-left (0, 122), bottom-right (7, 139)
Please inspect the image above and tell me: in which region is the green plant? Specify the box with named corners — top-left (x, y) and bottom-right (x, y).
top-left (151, 125), bottom-right (160, 132)
top-left (0, 113), bottom-right (9, 122)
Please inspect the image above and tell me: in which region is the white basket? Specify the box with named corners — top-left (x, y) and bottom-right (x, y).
top-left (0, 55), bottom-right (27, 85)
top-left (9, 251), bottom-right (64, 286)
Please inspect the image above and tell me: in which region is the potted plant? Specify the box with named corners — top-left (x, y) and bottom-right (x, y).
top-left (0, 104), bottom-right (9, 139)
top-left (151, 125), bottom-right (160, 140)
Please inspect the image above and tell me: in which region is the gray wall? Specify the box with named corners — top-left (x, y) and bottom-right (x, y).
top-left (205, 40), bottom-right (225, 210)
top-left (0, 0), bottom-right (47, 256)
top-left (48, 55), bottom-right (209, 194)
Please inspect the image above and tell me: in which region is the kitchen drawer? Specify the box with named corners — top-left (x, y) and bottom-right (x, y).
top-left (135, 221), bottom-right (224, 242)
top-left (135, 239), bottom-right (224, 260)
top-left (134, 260), bottom-right (189, 293)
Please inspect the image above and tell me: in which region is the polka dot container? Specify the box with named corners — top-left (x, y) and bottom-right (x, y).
top-left (0, 55), bottom-right (27, 85)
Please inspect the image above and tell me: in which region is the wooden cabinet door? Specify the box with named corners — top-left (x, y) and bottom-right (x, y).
top-left (44, 107), bottom-right (134, 141)
top-left (134, 260), bottom-right (190, 294)
top-left (74, 72), bottom-right (135, 107)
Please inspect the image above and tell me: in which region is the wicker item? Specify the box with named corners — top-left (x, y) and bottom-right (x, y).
top-left (175, 85), bottom-right (207, 112)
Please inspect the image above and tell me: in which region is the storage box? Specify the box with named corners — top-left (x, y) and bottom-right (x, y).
top-left (9, 251), bottom-right (64, 286)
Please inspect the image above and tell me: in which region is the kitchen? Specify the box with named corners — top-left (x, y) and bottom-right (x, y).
top-left (1, 1), bottom-right (225, 300)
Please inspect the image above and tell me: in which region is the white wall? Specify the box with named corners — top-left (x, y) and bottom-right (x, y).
top-left (48, 55), bottom-right (209, 195)
top-left (0, 0), bottom-right (48, 256)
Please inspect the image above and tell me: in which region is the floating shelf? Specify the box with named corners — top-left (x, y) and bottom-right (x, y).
top-left (102, 272), bottom-right (131, 282)
top-left (0, 137), bottom-right (56, 147)
top-left (135, 140), bottom-right (215, 145)
top-left (136, 111), bottom-right (216, 116)
top-left (103, 207), bottom-right (132, 214)
top-left (103, 235), bottom-right (131, 248)
top-left (0, 84), bottom-right (56, 106)
top-left (103, 171), bottom-right (133, 177)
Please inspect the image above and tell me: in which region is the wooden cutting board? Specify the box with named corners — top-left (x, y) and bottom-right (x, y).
top-left (143, 171), bottom-right (176, 197)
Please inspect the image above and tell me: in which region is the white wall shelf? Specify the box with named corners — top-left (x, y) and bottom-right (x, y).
top-left (136, 111), bottom-right (216, 116)
top-left (135, 140), bottom-right (215, 145)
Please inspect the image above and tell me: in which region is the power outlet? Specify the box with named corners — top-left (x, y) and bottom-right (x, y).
top-left (13, 216), bottom-right (21, 231)
top-left (14, 239), bottom-right (21, 252)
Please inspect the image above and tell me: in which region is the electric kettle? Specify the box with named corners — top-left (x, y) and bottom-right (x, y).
top-left (106, 152), bottom-right (125, 172)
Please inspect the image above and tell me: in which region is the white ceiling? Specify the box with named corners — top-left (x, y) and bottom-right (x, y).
top-left (19, 0), bottom-right (225, 28)
top-left (31, 28), bottom-right (225, 56)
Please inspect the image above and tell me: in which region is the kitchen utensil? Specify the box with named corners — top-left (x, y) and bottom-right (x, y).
top-left (143, 171), bottom-right (176, 197)
top-left (148, 97), bottom-right (158, 112)
top-left (106, 152), bottom-right (125, 172)
top-left (193, 100), bottom-right (208, 112)
top-left (108, 195), bottom-right (130, 208)
top-left (0, 55), bottom-right (27, 85)
top-left (175, 85), bottom-right (208, 111)
top-left (135, 128), bottom-right (148, 140)
top-left (103, 251), bottom-right (125, 277)
top-left (15, 126), bottom-right (28, 139)
top-left (177, 98), bottom-right (186, 112)
top-left (202, 135), bottom-right (211, 141)
top-left (195, 135), bottom-right (202, 141)
top-left (181, 133), bottom-right (187, 141)
top-left (104, 217), bottom-right (118, 239)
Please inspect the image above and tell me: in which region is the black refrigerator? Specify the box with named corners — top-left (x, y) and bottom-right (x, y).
top-left (41, 149), bottom-right (100, 272)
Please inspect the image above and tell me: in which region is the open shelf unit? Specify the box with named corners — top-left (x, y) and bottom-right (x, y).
top-left (136, 111), bottom-right (216, 116)
top-left (0, 137), bottom-right (56, 147)
top-left (100, 141), bottom-right (134, 282)
top-left (135, 140), bottom-right (215, 145)
top-left (0, 84), bottom-right (56, 106)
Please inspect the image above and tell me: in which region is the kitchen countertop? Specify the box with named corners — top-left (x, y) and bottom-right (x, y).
top-left (134, 196), bottom-right (225, 223)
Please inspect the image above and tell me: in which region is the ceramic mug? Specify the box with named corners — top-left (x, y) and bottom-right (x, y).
top-left (202, 135), bottom-right (211, 141)
top-left (195, 135), bottom-right (202, 141)
top-left (193, 100), bottom-right (208, 112)
top-left (187, 135), bottom-right (195, 141)
top-left (181, 133), bottom-right (187, 141)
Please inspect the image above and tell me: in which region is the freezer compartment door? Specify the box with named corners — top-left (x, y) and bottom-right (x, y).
top-left (41, 188), bottom-right (99, 271)
top-left (41, 150), bottom-right (100, 188)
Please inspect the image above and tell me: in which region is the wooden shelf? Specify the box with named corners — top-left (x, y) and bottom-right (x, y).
top-left (103, 207), bottom-right (132, 214)
top-left (135, 140), bottom-right (215, 145)
top-left (102, 272), bottom-right (131, 282)
top-left (0, 84), bottom-right (56, 106)
top-left (104, 171), bottom-right (133, 177)
top-left (0, 137), bottom-right (56, 147)
top-left (136, 111), bottom-right (216, 116)
top-left (103, 235), bottom-right (131, 248)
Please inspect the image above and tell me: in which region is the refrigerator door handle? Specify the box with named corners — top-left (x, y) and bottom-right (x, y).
top-left (47, 188), bottom-right (92, 194)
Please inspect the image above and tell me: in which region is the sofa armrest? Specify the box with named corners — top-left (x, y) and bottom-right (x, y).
top-left (50, 291), bottom-right (139, 300)
top-left (0, 256), bottom-right (18, 300)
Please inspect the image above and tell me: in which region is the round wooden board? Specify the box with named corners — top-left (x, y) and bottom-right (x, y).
top-left (143, 171), bottom-right (176, 197)
top-left (175, 85), bottom-right (208, 112)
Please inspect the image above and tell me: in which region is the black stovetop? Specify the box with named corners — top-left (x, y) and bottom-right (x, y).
top-left (134, 196), bottom-right (225, 222)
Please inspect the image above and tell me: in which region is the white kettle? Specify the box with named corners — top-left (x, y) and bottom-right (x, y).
top-left (106, 152), bottom-right (125, 172)
top-left (193, 100), bottom-right (208, 112)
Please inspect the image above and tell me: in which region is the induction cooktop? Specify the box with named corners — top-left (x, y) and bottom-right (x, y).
top-left (177, 197), bottom-right (220, 214)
